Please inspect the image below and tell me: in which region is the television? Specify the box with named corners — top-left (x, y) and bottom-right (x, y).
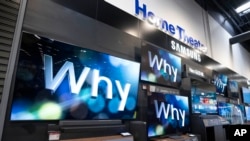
top-left (191, 88), bottom-right (217, 114)
top-left (231, 104), bottom-right (244, 125)
top-left (227, 80), bottom-right (239, 98)
top-left (213, 73), bottom-right (228, 95)
top-left (10, 32), bottom-right (141, 121)
top-left (217, 102), bottom-right (233, 123)
top-left (245, 106), bottom-right (250, 122)
top-left (140, 43), bottom-right (182, 88)
top-left (147, 92), bottom-right (190, 138)
top-left (241, 87), bottom-right (250, 104)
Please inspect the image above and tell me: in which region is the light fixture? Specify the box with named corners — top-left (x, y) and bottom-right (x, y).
top-left (235, 1), bottom-right (250, 13)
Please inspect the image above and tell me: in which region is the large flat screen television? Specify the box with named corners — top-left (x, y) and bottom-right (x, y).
top-left (191, 88), bottom-right (217, 114)
top-left (241, 87), bottom-right (250, 105)
top-left (147, 92), bottom-right (190, 138)
top-left (10, 32), bottom-right (141, 121)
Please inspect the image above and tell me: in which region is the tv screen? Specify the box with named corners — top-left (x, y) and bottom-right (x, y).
top-left (242, 87), bottom-right (250, 104)
top-left (213, 73), bottom-right (228, 95)
top-left (227, 80), bottom-right (239, 98)
top-left (140, 43), bottom-right (182, 88)
top-left (217, 102), bottom-right (233, 123)
top-left (191, 91), bottom-right (217, 114)
top-left (10, 32), bottom-right (141, 121)
top-left (147, 92), bottom-right (190, 138)
top-left (231, 104), bottom-right (244, 125)
top-left (245, 106), bottom-right (250, 121)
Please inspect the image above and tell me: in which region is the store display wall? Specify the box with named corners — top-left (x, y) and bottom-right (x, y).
top-left (2, 0), bottom-right (250, 141)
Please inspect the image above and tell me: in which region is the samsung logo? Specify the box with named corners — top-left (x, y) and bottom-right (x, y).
top-left (171, 40), bottom-right (201, 62)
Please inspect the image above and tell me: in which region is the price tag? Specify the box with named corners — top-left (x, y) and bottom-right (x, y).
top-left (48, 131), bottom-right (60, 141)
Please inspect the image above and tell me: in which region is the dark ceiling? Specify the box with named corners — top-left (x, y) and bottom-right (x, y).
top-left (196, 0), bottom-right (250, 52)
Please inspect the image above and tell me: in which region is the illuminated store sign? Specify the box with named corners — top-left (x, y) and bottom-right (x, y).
top-left (105, 0), bottom-right (207, 53)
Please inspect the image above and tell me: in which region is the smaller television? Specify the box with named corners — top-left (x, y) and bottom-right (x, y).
top-left (147, 92), bottom-right (190, 138)
top-left (217, 102), bottom-right (233, 123)
top-left (231, 104), bottom-right (244, 125)
top-left (245, 106), bottom-right (250, 122)
top-left (241, 87), bottom-right (250, 104)
top-left (213, 73), bottom-right (228, 95)
top-left (191, 88), bottom-right (217, 114)
top-left (227, 80), bottom-right (239, 98)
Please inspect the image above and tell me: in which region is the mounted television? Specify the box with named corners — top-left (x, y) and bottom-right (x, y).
top-left (213, 73), bottom-right (228, 95)
top-left (245, 106), bottom-right (250, 122)
top-left (191, 88), bottom-right (217, 114)
top-left (10, 32), bottom-right (141, 121)
top-left (241, 87), bottom-right (250, 104)
top-left (140, 43), bottom-right (182, 88)
top-left (227, 80), bottom-right (239, 98)
top-left (217, 102), bottom-right (233, 123)
top-left (147, 92), bottom-right (190, 138)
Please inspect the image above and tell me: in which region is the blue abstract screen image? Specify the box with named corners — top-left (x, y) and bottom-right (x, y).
top-left (242, 87), bottom-right (250, 104)
top-left (191, 87), bottom-right (217, 114)
top-left (245, 106), bottom-right (250, 121)
top-left (231, 104), bottom-right (245, 125)
top-left (141, 43), bottom-right (182, 88)
top-left (217, 102), bottom-right (233, 123)
top-left (10, 32), bottom-right (141, 120)
top-left (213, 73), bottom-right (228, 95)
top-left (147, 92), bottom-right (190, 138)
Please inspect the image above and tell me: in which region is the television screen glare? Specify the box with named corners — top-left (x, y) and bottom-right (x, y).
top-left (10, 32), bottom-right (141, 121)
top-left (147, 92), bottom-right (190, 138)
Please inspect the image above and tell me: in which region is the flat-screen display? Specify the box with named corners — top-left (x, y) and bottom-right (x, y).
top-left (245, 106), bottom-right (250, 121)
top-left (191, 92), bottom-right (217, 114)
top-left (217, 102), bottom-right (233, 123)
top-left (242, 87), bottom-right (250, 104)
top-left (231, 104), bottom-right (244, 125)
top-left (10, 32), bottom-right (141, 121)
top-left (140, 43), bottom-right (182, 88)
top-left (147, 92), bottom-right (190, 138)
top-left (213, 73), bottom-right (228, 95)
top-left (227, 80), bottom-right (239, 98)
